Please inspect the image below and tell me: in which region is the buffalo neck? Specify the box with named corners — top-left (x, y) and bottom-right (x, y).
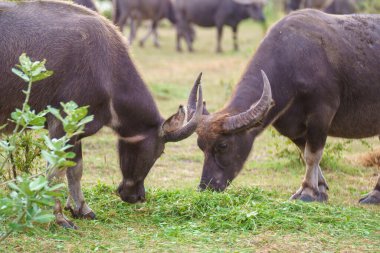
top-left (223, 57), bottom-right (295, 135)
top-left (110, 52), bottom-right (163, 137)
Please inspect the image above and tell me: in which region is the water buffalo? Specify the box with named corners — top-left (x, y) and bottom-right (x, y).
top-left (113, 0), bottom-right (176, 47)
top-left (195, 9), bottom-right (380, 204)
top-left (285, 0), bottom-right (356, 14)
top-left (174, 0), bottom-right (266, 53)
top-left (0, 0), bottom-right (204, 228)
top-left (73, 0), bottom-right (97, 11)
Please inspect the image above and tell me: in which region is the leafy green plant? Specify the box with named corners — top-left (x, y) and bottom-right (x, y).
top-left (0, 176), bottom-right (64, 242)
top-left (0, 53), bottom-right (93, 242)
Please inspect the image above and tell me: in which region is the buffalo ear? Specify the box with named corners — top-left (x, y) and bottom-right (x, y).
top-left (202, 101), bottom-right (210, 115)
top-left (162, 105), bottom-right (186, 133)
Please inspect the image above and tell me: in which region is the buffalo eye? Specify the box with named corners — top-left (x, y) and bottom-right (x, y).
top-left (216, 142), bottom-right (228, 153)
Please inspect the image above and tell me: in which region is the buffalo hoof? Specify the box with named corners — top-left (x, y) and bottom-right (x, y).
top-left (54, 201), bottom-right (77, 229)
top-left (300, 194), bottom-right (317, 202)
top-left (359, 190), bottom-right (380, 205)
top-left (290, 187), bottom-right (328, 202)
top-left (56, 213), bottom-right (78, 229)
top-left (65, 206), bottom-right (96, 220)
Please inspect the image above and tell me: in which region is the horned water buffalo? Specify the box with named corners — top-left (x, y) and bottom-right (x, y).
top-left (195, 9), bottom-right (380, 204)
top-left (0, 0), bottom-right (204, 228)
top-left (285, 0), bottom-right (356, 14)
top-left (73, 0), bottom-right (97, 11)
top-left (113, 0), bottom-right (176, 47)
top-left (173, 0), bottom-right (266, 53)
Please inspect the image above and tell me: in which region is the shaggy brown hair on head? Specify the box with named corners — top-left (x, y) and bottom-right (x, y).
top-left (357, 149), bottom-right (380, 168)
top-left (196, 113), bottom-right (231, 138)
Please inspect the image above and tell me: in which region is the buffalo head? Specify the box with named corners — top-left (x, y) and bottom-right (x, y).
top-left (117, 74), bottom-right (204, 203)
top-left (234, 0), bottom-right (266, 22)
top-left (196, 71), bottom-right (273, 191)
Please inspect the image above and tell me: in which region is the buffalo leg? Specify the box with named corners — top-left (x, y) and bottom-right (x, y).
top-left (152, 21), bottom-right (160, 48)
top-left (129, 19), bottom-right (137, 45)
top-left (292, 137), bottom-right (329, 200)
top-left (216, 25), bottom-right (223, 53)
top-left (65, 141), bottom-right (96, 219)
top-left (359, 176), bottom-right (380, 204)
top-left (232, 26), bottom-right (238, 51)
top-left (139, 21), bottom-right (155, 48)
top-left (184, 25), bottom-right (194, 52)
top-left (176, 31), bottom-right (183, 52)
top-left (115, 11), bottom-right (129, 33)
top-left (291, 115), bottom-right (330, 202)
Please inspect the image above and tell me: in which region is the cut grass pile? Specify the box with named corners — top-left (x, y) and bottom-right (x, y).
top-left (88, 184), bottom-right (379, 236)
top-left (3, 184), bottom-right (379, 252)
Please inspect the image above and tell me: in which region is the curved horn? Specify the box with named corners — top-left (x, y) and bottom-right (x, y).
top-left (222, 70), bottom-right (274, 133)
top-left (164, 73), bottom-right (203, 142)
top-left (187, 72), bottom-right (202, 121)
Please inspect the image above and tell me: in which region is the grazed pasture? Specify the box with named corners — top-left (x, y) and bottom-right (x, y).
top-left (4, 11), bottom-right (380, 253)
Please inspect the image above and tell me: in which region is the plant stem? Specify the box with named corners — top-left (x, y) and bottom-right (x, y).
top-left (14, 79), bottom-right (33, 134)
top-left (0, 211), bottom-right (26, 243)
top-left (0, 80), bottom-right (33, 177)
top-left (0, 171), bottom-right (44, 187)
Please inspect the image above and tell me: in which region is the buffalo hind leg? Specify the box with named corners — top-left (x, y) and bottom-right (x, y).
top-left (65, 141), bottom-right (96, 219)
top-left (184, 25), bottom-right (194, 52)
top-left (359, 176), bottom-right (380, 204)
top-left (216, 25), bottom-right (223, 53)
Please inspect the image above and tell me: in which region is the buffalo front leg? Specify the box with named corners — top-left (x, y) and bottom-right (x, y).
top-left (292, 137), bottom-right (329, 200)
top-left (139, 21), bottom-right (155, 47)
top-left (129, 19), bottom-right (137, 45)
top-left (291, 120), bottom-right (330, 202)
top-left (359, 176), bottom-right (380, 204)
top-left (54, 199), bottom-right (77, 229)
top-left (176, 32), bottom-right (183, 52)
top-left (65, 141), bottom-right (96, 219)
top-left (152, 21), bottom-right (160, 48)
top-left (232, 26), bottom-right (239, 51)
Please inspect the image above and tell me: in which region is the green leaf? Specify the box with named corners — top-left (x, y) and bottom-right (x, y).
top-left (31, 70), bottom-right (53, 82)
top-left (32, 213), bottom-right (55, 223)
top-left (7, 182), bottom-right (23, 194)
top-left (11, 68), bottom-right (29, 82)
top-left (29, 177), bottom-right (48, 191)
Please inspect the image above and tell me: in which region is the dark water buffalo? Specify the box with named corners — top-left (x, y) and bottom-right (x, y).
top-left (113, 0), bottom-right (176, 47)
top-left (73, 0), bottom-right (97, 11)
top-left (286, 0), bottom-right (356, 14)
top-left (324, 0), bottom-right (356, 14)
top-left (195, 9), bottom-right (380, 204)
top-left (0, 0), bottom-right (204, 228)
top-left (174, 0), bottom-right (266, 52)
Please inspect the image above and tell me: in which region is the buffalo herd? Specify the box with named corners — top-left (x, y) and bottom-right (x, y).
top-left (0, 0), bottom-right (379, 228)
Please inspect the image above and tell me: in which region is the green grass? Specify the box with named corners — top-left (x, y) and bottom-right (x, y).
top-left (4, 184), bottom-right (380, 252)
top-left (2, 4), bottom-right (380, 252)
